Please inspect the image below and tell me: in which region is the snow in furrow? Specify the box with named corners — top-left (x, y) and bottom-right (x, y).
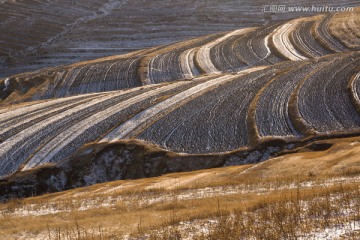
top-left (0, 93), bottom-right (122, 176)
top-left (101, 74), bottom-right (240, 141)
top-left (298, 56), bottom-right (360, 133)
top-left (196, 29), bottom-right (251, 74)
top-left (24, 81), bottom-right (191, 168)
top-left (179, 48), bottom-right (198, 79)
top-left (272, 20), bottom-right (308, 61)
top-left (0, 97), bottom-right (96, 139)
top-left (350, 71), bottom-right (360, 104)
top-left (313, 15), bottom-right (348, 52)
top-left (0, 92), bottom-right (104, 126)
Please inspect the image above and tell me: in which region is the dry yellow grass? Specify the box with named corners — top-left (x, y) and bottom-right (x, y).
top-left (0, 137), bottom-right (360, 239)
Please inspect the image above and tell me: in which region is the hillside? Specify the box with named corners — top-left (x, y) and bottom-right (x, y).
top-left (1, 135), bottom-right (360, 239)
top-left (1, 11), bottom-right (359, 103)
top-left (0, 9), bottom-right (359, 199)
top-left (0, 0), bottom-right (357, 77)
top-left (0, 2), bottom-right (360, 239)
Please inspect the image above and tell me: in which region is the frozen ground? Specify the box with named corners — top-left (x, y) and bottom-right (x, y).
top-left (0, 0), bottom-right (358, 77)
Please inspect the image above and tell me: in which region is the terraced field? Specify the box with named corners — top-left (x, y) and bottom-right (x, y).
top-left (1, 11), bottom-right (359, 104)
top-left (0, 8), bottom-right (359, 196)
top-left (0, 50), bottom-right (359, 179)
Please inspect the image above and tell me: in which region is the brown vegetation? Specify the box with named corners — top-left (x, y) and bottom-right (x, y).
top-left (1, 138), bottom-right (360, 239)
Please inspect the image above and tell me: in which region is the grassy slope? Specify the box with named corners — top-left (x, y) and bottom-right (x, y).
top-left (0, 136), bottom-right (359, 239)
